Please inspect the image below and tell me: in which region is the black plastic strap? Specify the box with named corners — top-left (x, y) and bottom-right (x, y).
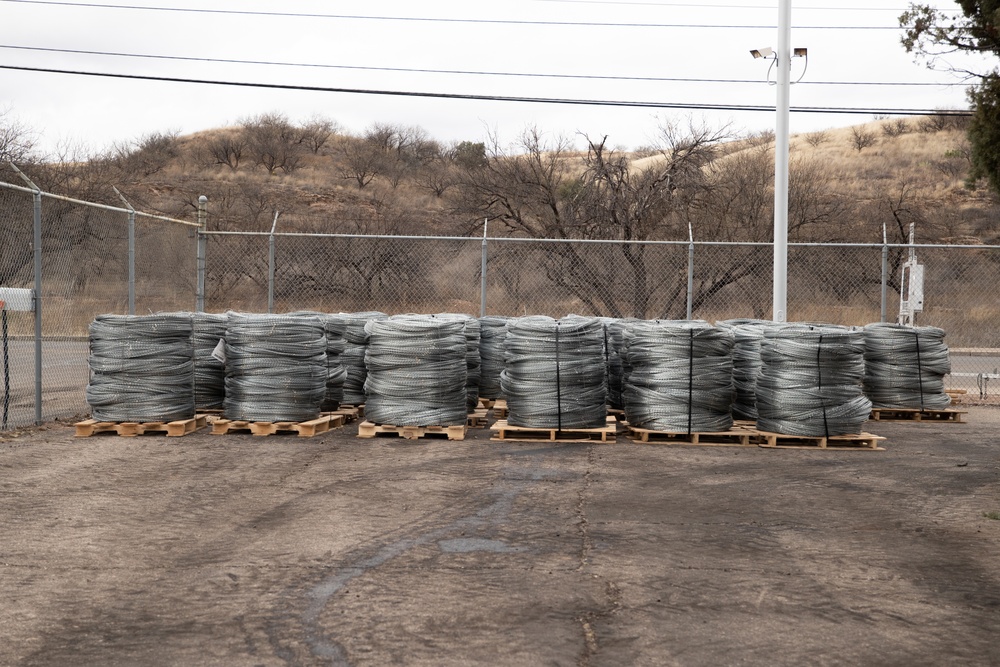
top-left (555, 322), bottom-right (562, 432)
top-left (687, 328), bottom-right (694, 435)
top-left (817, 334), bottom-right (829, 438)
top-left (913, 330), bottom-right (924, 411)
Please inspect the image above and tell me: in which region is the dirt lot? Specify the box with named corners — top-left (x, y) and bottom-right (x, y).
top-left (2, 408), bottom-right (998, 666)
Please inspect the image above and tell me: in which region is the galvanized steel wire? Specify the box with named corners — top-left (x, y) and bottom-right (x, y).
top-left (863, 323), bottom-right (951, 409)
top-left (223, 313), bottom-right (327, 422)
top-left (363, 315), bottom-right (468, 426)
top-left (501, 316), bottom-right (607, 429)
top-left (756, 324), bottom-right (872, 437)
top-left (193, 312), bottom-right (227, 410)
top-left (623, 320), bottom-right (734, 432)
top-left (478, 316), bottom-right (511, 400)
top-left (717, 318), bottom-right (769, 421)
top-left (86, 313), bottom-right (195, 422)
top-left (290, 311), bottom-right (348, 411)
top-left (341, 311), bottom-right (387, 405)
top-left (600, 318), bottom-right (628, 411)
top-left (438, 313), bottom-right (481, 412)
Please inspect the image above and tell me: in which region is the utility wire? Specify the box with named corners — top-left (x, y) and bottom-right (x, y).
top-left (535, 0), bottom-right (960, 11)
top-left (0, 44), bottom-right (970, 87)
top-left (0, 0), bottom-right (924, 28)
top-left (0, 64), bottom-right (973, 116)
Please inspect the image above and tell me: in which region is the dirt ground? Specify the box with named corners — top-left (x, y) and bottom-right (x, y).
top-left (1, 407), bottom-right (998, 667)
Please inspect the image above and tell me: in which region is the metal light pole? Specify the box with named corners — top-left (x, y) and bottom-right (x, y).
top-left (772, 0), bottom-right (792, 323)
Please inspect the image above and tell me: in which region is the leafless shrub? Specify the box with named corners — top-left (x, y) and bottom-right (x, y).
top-left (804, 130), bottom-right (829, 148)
top-left (881, 118), bottom-right (910, 138)
top-left (850, 126), bottom-right (878, 153)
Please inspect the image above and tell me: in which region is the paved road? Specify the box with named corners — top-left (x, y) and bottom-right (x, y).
top-left (2, 409), bottom-right (998, 666)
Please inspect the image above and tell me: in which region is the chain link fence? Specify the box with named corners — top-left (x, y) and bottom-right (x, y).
top-left (0, 180), bottom-right (198, 429)
top-left (3, 176), bottom-right (999, 429)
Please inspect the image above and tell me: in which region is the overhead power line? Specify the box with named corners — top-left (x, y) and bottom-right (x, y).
top-left (534, 0), bottom-right (960, 10)
top-left (0, 63), bottom-right (972, 117)
top-left (0, 44), bottom-right (969, 87)
top-left (0, 0), bottom-right (917, 28)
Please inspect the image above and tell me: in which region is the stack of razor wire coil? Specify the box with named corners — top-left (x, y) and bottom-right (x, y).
top-left (193, 312), bottom-right (227, 410)
top-left (862, 323), bottom-right (952, 409)
top-left (718, 318), bottom-right (770, 421)
top-left (501, 316), bottom-right (607, 429)
top-left (223, 313), bottom-right (327, 422)
top-left (599, 318), bottom-right (627, 411)
top-left (623, 320), bottom-right (735, 432)
top-left (478, 316), bottom-right (511, 400)
top-left (341, 311), bottom-right (388, 405)
top-left (86, 313), bottom-right (195, 422)
top-left (756, 324), bottom-right (872, 437)
top-left (363, 315), bottom-right (468, 426)
top-left (290, 311), bottom-right (349, 411)
top-left (438, 313), bottom-right (481, 412)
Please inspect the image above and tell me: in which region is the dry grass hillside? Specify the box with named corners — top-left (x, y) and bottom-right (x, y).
top-left (8, 112), bottom-right (998, 245)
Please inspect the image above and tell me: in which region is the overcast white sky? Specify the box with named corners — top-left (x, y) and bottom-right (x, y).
top-left (0, 0), bottom-right (991, 156)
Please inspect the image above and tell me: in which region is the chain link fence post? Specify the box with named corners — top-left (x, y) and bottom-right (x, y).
top-left (196, 195), bottom-right (207, 312)
top-left (480, 219), bottom-right (488, 318)
top-left (880, 224), bottom-right (889, 323)
top-left (686, 224), bottom-right (695, 320)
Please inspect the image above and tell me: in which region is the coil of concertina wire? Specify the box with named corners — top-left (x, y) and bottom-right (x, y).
top-left (86, 313), bottom-right (195, 422)
top-left (756, 324), bottom-right (872, 437)
top-left (718, 319), bottom-right (770, 421)
top-left (437, 313), bottom-right (482, 412)
top-left (290, 311), bottom-right (348, 411)
top-left (341, 311), bottom-right (388, 405)
top-left (623, 320), bottom-right (734, 433)
top-left (193, 312), bottom-right (227, 410)
top-left (599, 317), bottom-right (628, 411)
top-left (223, 313), bottom-right (327, 422)
top-left (478, 315), bottom-right (512, 400)
top-left (363, 315), bottom-right (469, 426)
top-left (863, 323), bottom-right (951, 409)
top-left (501, 316), bottom-right (607, 429)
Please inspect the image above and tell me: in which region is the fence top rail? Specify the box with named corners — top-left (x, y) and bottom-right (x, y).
top-left (0, 179), bottom-right (200, 227)
top-left (200, 229), bottom-right (1000, 250)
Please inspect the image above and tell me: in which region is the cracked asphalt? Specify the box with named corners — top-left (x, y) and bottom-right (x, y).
top-left (1, 407), bottom-right (999, 666)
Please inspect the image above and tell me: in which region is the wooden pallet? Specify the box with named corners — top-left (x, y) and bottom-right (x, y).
top-left (467, 408), bottom-right (490, 428)
top-left (478, 397), bottom-right (497, 409)
top-left (945, 389), bottom-right (966, 405)
top-left (75, 415), bottom-right (207, 438)
top-left (869, 407), bottom-right (966, 423)
top-left (756, 430), bottom-right (886, 451)
top-left (210, 414), bottom-right (340, 437)
top-left (608, 408), bottom-right (626, 422)
top-left (325, 406), bottom-right (361, 423)
top-left (338, 404), bottom-right (365, 419)
top-left (627, 423), bottom-right (757, 446)
top-left (356, 421), bottom-right (467, 441)
top-left (491, 416), bottom-right (617, 443)
top-left (491, 399), bottom-right (508, 420)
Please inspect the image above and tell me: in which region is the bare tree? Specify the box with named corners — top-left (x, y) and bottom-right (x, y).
top-left (0, 109), bottom-right (36, 164)
top-left (881, 118), bottom-right (910, 138)
top-left (297, 115), bottom-right (339, 154)
top-left (804, 130), bottom-right (829, 148)
top-left (206, 132), bottom-right (247, 171)
top-left (850, 126), bottom-right (878, 152)
top-left (242, 112), bottom-right (304, 175)
top-left (340, 138), bottom-right (384, 188)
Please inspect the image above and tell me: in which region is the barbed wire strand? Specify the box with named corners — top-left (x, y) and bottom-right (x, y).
top-left (192, 312), bottom-right (227, 410)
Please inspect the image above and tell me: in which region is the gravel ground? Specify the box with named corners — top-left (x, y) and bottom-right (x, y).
top-left (1, 406), bottom-right (998, 666)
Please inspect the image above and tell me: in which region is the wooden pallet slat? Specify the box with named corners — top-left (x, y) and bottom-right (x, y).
top-left (356, 421), bottom-right (467, 441)
top-left (869, 407), bottom-right (966, 423)
top-left (490, 416), bottom-right (618, 443)
top-left (74, 415), bottom-right (207, 438)
top-left (325, 406), bottom-right (361, 423)
top-left (492, 399), bottom-right (508, 420)
top-left (478, 397), bottom-right (497, 409)
top-left (756, 430), bottom-right (886, 451)
top-left (467, 408), bottom-right (490, 428)
top-left (627, 423), bottom-right (756, 446)
top-left (210, 414), bottom-right (340, 437)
